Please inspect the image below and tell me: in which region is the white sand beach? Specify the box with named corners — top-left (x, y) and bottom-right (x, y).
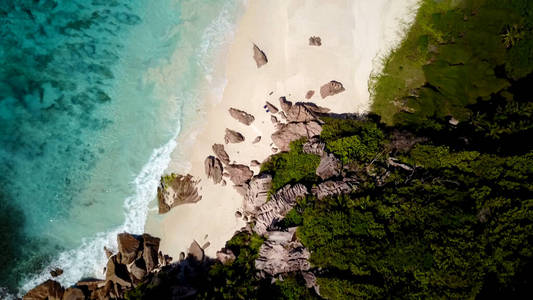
top-left (145, 0), bottom-right (419, 259)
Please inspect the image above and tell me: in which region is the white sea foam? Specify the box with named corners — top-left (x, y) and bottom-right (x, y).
top-left (18, 1), bottom-right (245, 296)
top-left (20, 130), bottom-right (179, 296)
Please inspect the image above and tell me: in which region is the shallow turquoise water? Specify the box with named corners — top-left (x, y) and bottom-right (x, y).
top-left (0, 0), bottom-right (242, 295)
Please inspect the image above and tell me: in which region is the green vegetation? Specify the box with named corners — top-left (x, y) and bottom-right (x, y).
top-left (261, 139), bottom-right (320, 192)
top-left (321, 117), bottom-right (385, 164)
top-left (370, 0), bottom-right (533, 126)
top-left (126, 1), bottom-right (533, 298)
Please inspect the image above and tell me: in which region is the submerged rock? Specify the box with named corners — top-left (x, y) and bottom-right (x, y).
top-left (205, 156), bottom-right (224, 184)
top-left (225, 128), bottom-right (245, 144)
top-left (253, 44), bottom-right (268, 68)
top-left (229, 107), bottom-right (255, 125)
top-left (158, 174), bottom-right (202, 213)
top-left (320, 80), bottom-right (345, 98)
top-left (305, 90), bottom-right (315, 99)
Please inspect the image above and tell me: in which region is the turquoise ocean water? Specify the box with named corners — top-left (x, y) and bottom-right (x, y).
top-left (0, 0), bottom-right (243, 296)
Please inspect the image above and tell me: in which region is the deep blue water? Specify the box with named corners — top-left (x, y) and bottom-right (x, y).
top-left (0, 0), bottom-right (242, 296)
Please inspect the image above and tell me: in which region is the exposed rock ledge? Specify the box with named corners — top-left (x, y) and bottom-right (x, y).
top-left (157, 174), bottom-right (202, 214)
top-left (24, 233), bottom-right (168, 300)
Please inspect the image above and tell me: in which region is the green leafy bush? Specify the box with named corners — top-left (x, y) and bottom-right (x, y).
top-left (260, 139), bottom-right (320, 192)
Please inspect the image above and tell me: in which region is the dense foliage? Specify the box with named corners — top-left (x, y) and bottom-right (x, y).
top-left (371, 0), bottom-right (533, 127)
top-left (261, 139), bottom-right (320, 193)
top-left (128, 0), bottom-right (533, 298)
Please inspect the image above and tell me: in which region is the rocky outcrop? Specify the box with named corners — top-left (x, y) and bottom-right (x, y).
top-left (316, 153), bottom-right (341, 180)
top-left (62, 287), bottom-right (85, 300)
top-left (117, 233), bottom-right (141, 265)
top-left (243, 174), bottom-right (272, 214)
top-left (50, 268), bottom-right (63, 277)
top-left (271, 121), bottom-right (322, 152)
top-left (309, 36), bottom-right (322, 46)
top-left (320, 80), bottom-right (345, 98)
top-left (188, 240), bottom-right (204, 262)
top-left (142, 234), bottom-right (161, 273)
top-left (265, 101), bottom-right (279, 113)
top-left (253, 184), bottom-right (308, 235)
top-left (26, 233), bottom-right (167, 300)
top-left (225, 129), bottom-right (245, 144)
top-left (229, 108), bottom-right (255, 125)
top-left (278, 97), bottom-right (330, 122)
top-left (212, 144), bottom-right (230, 165)
top-left (271, 115), bottom-right (279, 124)
top-left (311, 179), bottom-right (356, 200)
top-left (23, 279), bottom-right (64, 300)
top-left (253, 44), bottom-right (268, 68)
top-left (302, 137), bottom-right (325, 156)
top-left (216, 248), bottom-right (236, 265)
top-left (305, 90), bottom-right (315, 99)
top-left (226, 164), bottom-right (254, 186)
top-left (255, 228), bottom-right (310, 276)
top-left (158, 174), bottom-right (202, 213)
top-left (205, 156), bottom-right (224, 184)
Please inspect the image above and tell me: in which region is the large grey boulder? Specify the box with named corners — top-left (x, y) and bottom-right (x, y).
top-left (188, 240), bottom-right (204, 262)
top-left (243, 174), bottom-right (272, 214)
top-left (316, 153), bottom-right (341, 180)
top-left (212, 143), bottom-right (230, 165)
top-left (265, 101), bottom-right (279, 113)
top-left (23, 280), bottom-right (64, 300)
top-left (142, 233), bottom-right (161, 273)
top-left (302, 137), bottom-right (325, 156)
top-left (117, 233), bottom-right (141, 265)
top-left (229, 108), bottom-right (255, 125)
top-left (253, 44), bottom-right (268, 68)
top-left (225, 129), bottom-right (245, 144)
top-left (271, 121), bottom-right (322, 152)
top-left (278, 97), bottom-right (330, 122)
top-left (320, 80), bottom-right (345, 99)
top-left (255, 228), bottom-right (310, 276)
top-left (226, 164), bottom-right (254, 186)
top-left (158, 174), bottom-right (203, 213)
top-left (205, 156), bottom-right (224, 184)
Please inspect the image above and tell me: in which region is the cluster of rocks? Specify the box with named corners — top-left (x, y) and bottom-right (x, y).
top-left (157, 174), bottom-right (202, 214)
top-left (24, 233), bottom-right (169, 300)
top-left (309, 36), bottom-right (322, 46)
top-left (270, 97), bottom-right (330, 152)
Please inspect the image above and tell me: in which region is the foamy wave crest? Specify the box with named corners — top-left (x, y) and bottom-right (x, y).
top-left (197, 1), bottom-right (241, 75)
top-left (19, 129), bottom-right (179, 296)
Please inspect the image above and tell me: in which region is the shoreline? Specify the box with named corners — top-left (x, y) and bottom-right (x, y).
top-left (145, 0), bottom-right (419, 260)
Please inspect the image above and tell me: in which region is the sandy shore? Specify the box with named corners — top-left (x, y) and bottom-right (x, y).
top-left (145, 0), bottom-right (419, 259)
